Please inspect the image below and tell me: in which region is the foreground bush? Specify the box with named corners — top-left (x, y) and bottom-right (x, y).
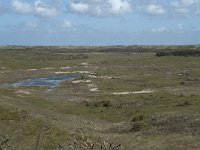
top-left (55, 130), bottom-right (122, 150)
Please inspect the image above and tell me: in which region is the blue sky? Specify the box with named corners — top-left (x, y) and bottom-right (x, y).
top-left (0, 0), bottom-right (200, 46)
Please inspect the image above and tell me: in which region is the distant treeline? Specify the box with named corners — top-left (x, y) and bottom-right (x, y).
top-left (16, 53), bottom-right (89, 61)
top-left (156, 50), bottom-right (200, 57)
top-left (98, 46), bottom-right (151, 53)
top-left (1, 45), bottom-right (200, 53)
top-left (97, 45), bottom-right (200, 53)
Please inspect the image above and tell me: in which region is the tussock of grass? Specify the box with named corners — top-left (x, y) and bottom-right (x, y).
top-left (0, 105), bottom-right (28, 121)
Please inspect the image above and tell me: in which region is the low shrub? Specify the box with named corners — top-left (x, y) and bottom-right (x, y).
top-left (156, 50), bottom-right (200, 57)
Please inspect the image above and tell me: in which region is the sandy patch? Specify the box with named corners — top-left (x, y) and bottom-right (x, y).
top-left (55, 70), bottom-right (93, 74)
top-left (112, 89), bottom-right (155, 95)
top-left (60, 66), bottom-right (73, 70)
top-left (15, 90), bottom-right (31, 95)
top-left (88, 75), bottom-right (116, 79)
top-left (27, 69), bottom-right (38, 71)
top-left (41, 67), bottom-right (54, 70)
top-left (101, 76), bottom-right (116, 79)
top-left (81, 63), bottom-right (88, 65)
top-left (76, 71), bottom-right (91, 74)
top-left (72, 80), bottom-right (91, 84)
top-left (88, 83), bottom-right (99, 92)
top-left (26, 67), bottom-right (54, 71)
top-left (81, 63), bottom-right (88, 68)
top-left (88, 84), bottom-right (96, 88)
top-left (88, 75), bottom-right (97, 78)
top-left (0, 70), bottom-right (10, 74)
top-left (90, 88), bottom-right (99, 92)
top-left (55, 71), bottom-right (70, 74)
top-left (81, 62), bottom-right (88, 68)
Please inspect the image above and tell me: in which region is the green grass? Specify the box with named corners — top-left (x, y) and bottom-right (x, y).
top-left (1, 46), bottom-right (200, 149)
top-left (0, 105), bottom-right (27, 121)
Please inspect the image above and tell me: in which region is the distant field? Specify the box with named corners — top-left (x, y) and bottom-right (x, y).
top-left (0, 46), bottom-right (200, 150)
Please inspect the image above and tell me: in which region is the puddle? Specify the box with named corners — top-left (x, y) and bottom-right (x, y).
top-left (11, 74), bottom-right (79, 89)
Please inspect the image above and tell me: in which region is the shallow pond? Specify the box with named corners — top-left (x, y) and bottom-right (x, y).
top-left (12, 74), bottom-right (79, 89)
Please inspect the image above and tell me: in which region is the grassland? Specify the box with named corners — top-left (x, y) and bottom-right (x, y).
top-left (0, 46), bottom-right (200, 149)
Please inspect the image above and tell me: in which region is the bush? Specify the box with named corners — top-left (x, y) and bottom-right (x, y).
top-left (156, 50), bottom-right (200, 57)
top-left (82, 100), bottom-right (112, 107)
top-left (176, 101), bottom-right (191, 107)
top-left (56, 130), bottom-right (122, 150)
top-left (93, 100), bottom-right (112, 107)
top-left (131, 115), bottom-right (145, 122)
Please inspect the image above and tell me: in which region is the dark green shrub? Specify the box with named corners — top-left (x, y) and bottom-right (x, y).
top-left (156, 50), bottom-right (200, 57)
top-left (93, 100), bottom-right (112, 107)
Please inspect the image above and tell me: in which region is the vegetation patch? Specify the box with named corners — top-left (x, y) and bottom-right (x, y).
top-left (0, 105), bottom-right (28, 121)
top-left (1, 46), bottom-right (200, 149)
top-left (156, 50), bottom-right (200, 57)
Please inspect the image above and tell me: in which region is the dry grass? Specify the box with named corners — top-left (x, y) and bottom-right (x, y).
top-left (0, 46), bottom-right (200, 149)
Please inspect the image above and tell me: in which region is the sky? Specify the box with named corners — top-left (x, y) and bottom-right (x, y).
top-left (0, 0), bottom-right (200, 46)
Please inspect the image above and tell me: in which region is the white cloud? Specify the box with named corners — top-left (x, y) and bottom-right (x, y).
top-left (170, 1), bottom-right (189, 14)
top-left (12, 0), bottom-right (32, 14)
top-left (25, 22), bottom-right (38, 28)
top-left (62, 20), bottom-right (72, 28)
top-left (8, 0), bottom-right (200, 17)
top-left (70, 2), bottom-right (89, 13)
top-left (34, 0), bottom-right (60, 17)
top-left (170, 0), bottom-right (200, 15)
top-left (181, 0), bottom-right (196, 7)
top-left (69, 0), bottom-right (132, 16)
top-left (34, 6), bottom-right (59, 18)
top-left (11, 0), bottom-right (60, 18)
top-left (151, 24), bottom-right (187, 33)
top-left (108, 0), bottom-right (132, 14)
top-left (147, 4), bottom-right (165, 15)
top-left (152, 27), bottom-right (167, 32)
